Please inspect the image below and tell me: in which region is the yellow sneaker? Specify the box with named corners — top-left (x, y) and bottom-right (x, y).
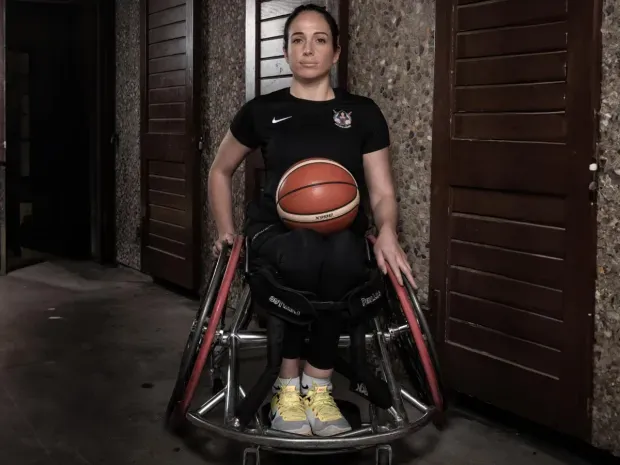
top-left (303, 383), bottom-right (352, 436)
top-left (269, 385), bottom-right (312, 436)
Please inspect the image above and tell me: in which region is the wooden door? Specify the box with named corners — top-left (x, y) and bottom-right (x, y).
top-left (0, 0), bottom-right (5, 275)
top-left (244, 0), bottom-right (349, 203)
top-left (140, 0), bottom-right (200, 290)
top-left (430, 0), bottom-right (601, 439)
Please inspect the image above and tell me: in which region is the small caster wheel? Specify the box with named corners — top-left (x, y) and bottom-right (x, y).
top-left (243, 447), bottom-right (260, 465)
top-left (376, 445), bottom-right (392, 465)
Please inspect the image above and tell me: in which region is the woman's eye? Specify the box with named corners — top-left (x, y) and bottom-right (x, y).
top-left (317, 38), bottom-right (326, 43)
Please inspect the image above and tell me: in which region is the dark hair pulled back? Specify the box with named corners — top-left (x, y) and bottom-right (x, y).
top-left (283, 3), bottom-right (339, 50)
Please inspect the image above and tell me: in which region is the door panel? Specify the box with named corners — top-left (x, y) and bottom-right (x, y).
top-left (140, 0), bottom-right (200, 290)
top-left (430, 0), bottom-right (600, 439)
top-left (243, 0), bottom-right (350, 204)
top-left (0, 0), bottom-right (5, 274)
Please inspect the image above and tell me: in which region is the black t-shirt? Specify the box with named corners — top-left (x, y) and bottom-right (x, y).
top-left (230, 87), bottom-right (390, 237)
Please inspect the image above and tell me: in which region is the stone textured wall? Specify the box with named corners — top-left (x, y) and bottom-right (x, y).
top-left (348, 0), bottom-right (435, 301)
top-left (114, 0), bottom-right (141, 270)
top-left (592, 0), bottom-right (620, 455)
top-left (199, 0), bottom-right (246, 290)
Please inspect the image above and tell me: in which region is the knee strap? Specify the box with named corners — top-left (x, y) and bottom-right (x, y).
top-left (248, 267), bottom-right (317, 326)
top-left (248, 264), bottom-right (387, 326)
top-left (345, 268), bottom-right (388, 323)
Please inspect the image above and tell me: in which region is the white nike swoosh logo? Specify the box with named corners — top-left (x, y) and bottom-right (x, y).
top-left (272, 116), bottom-right (292, 123)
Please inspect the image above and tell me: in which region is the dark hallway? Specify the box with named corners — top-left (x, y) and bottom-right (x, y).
top-left (3, 0), bottom-right (110, 273)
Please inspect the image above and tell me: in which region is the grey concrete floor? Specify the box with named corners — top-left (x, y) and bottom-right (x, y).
top-left (0, 260), bottom-right (608, 465)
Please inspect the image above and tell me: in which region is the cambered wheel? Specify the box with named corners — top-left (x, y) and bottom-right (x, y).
top-left (165, 319), bottom-right (206, 431)
top-left (404, 280), bottom-right (446, 401)
top-left (385, 280), bottom-right (445, 416)
top-left (165, 241), bottom-right (240, 430)
top-left (367, 237), bottom-right (445, 421)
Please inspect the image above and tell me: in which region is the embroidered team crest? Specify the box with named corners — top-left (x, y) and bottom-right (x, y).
top-left (333, 109), bottom-right (352, 128)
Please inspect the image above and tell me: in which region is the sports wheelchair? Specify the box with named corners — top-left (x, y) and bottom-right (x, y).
top-left (165, 233), bottom-right (445, 465)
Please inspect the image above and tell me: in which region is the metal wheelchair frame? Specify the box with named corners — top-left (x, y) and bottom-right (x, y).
top-left (165, 235), bottom-right (445, 465)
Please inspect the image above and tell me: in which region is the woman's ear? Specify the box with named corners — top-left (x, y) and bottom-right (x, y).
top-left (332, 44), bottom-right (341, 64)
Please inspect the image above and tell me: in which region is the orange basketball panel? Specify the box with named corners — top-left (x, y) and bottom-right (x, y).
top-left (278, 162), bottom-right (356, 198)
top-left (278, 183), bottom-right (358, 215)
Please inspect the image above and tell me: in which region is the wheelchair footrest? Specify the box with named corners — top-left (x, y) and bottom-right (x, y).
top-left (260, 399), bottom-right (362, 431)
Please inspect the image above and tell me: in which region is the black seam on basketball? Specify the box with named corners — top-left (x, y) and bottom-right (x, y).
top-left (278, 181), bottom-right (357, 202)
top-left (279, 161), bottom-right (339, 190)
top-left (278, 191), bottom-right (358, 215)
top-left (277, 182), bottom-right (358, 215)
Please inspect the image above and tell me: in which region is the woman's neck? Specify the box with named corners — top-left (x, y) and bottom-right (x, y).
top-left (289, 77), bottom-right (335, 101)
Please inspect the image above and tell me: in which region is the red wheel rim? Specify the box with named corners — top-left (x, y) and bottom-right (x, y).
top-left (179, 236), bottom-right (244, 414)
top-left (368, 235), bottom-right (443, 411)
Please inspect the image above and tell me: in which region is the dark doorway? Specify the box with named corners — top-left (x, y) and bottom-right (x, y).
top-left (430, 0), bottom-right (601, 440)
top-left (138, 0), bottom-right (201, 291)
top-left (2, 0), bottom-right (115, 272)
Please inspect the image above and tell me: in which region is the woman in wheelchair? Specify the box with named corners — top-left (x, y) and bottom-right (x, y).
top-left (208, 4), bottom-right (416, 437)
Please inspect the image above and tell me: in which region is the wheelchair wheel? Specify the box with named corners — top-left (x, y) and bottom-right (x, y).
top-left (164, 244), bottom-right (229, 429)
top-left (404, 280), bottom-right (446, 399)
top-left (368, 237), bottom-right (444, 414)
top-left (387, 280), bottom-right (446, 415)
top-left (165, 237), bottom-right (244, 430)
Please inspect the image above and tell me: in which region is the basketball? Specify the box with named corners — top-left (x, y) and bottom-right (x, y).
top-left (276, 158), bottom-right (360, 235)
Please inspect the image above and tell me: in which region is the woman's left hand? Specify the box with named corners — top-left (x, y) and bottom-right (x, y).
top-left (373, 227), bottom-right (417, 289)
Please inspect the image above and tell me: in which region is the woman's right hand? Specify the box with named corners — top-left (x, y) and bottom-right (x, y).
top-left (212, 232), bottom-right (235, 258)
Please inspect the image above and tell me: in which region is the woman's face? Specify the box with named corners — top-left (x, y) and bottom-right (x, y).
top-left (284, 11), bottom-right (340, 82)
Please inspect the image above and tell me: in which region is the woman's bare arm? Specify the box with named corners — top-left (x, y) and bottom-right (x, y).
top-left (363, 147), bottom-right (398, 234)
top-left (363, 148), bottom-right (415, 287)
top-left (207, 130), bottom-right (253, 251)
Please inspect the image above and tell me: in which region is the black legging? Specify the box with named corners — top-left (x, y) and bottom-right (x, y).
top-left (251, 225), bottom-right (368, 370)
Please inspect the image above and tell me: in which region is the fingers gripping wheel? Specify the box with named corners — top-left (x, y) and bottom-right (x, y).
top-left (165, 237), bottom-right (244, 430)
top-left (367, 236), bottom-right (445, 417)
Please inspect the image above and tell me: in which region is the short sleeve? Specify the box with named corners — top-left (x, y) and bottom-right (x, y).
top-left (230, 99), bottom-right (261, 149)
top-left (362, 100), bottom-right (390, 154)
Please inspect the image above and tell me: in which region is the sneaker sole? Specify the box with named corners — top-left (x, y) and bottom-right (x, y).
top-left (312, 425), bottom-right (352, 437)
top-left (270, 425), bottom-right (313, 436)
